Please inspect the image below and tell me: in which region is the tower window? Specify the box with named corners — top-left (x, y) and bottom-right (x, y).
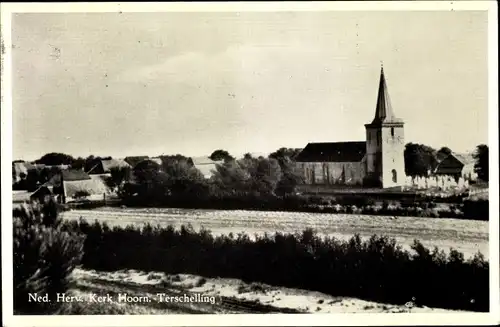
top-left (391, 127), bottom-right (395, 137)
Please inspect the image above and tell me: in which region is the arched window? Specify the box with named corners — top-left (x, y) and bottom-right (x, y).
top-left (391, 169), bottom-right (397, 183)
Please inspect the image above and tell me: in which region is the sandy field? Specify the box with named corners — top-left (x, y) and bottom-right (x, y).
top-left (61, 207), bottom-right (489, 259)
top-left (66, 268), bottom-right (466, 314)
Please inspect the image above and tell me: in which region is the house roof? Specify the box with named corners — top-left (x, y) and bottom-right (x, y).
top-left (453, 153), bottom-right (475, 165)
top-left (295, 141), bottom-right (367, 162)
top-left (436, 151), bottom-right (449, 163)
top-left (63, 177), bottom-right (109, 199)
top-left (62, 169), bottom-right (92, 181)
top-left (149, 157), bottom-right (163, 166)
top-left (191, 156), bottom-right (223, 165)
top-left (101, 159), bottom-right (131, 172)
top-left (434, 152), bottom-right (475, 175)
top-left (47, 170), bottom-right (91, 186)
top-left (190, 156), bottom-right (223, 178)
top-left (194, 163), bottom-right (218, 178)
top-left (124, 156), bottom-right (150, 167)
top-left (13, 162), bottom-right (36, 176)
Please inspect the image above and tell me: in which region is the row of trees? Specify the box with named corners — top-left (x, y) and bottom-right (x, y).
top-left (112, 150), bottom-right (304, 206)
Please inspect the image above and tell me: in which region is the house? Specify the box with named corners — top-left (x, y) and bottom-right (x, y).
top-left (12, 162), bottom-right (36, 184)
top-left (124, 156), bottom-right (150, 168)
top-left (191, 156), bottom-right (224, 179)
top-left (13, 190), bottom-right (32, 203)
top-left (434, 152), bottom-right (477, 181)
top-left (87, 158), bottom-right (131, 175)
top-left (296, 65), bottom-right (406, 188)
top-left (30, 186), bottom-right (54, 204)
top-left (46, 170), bottom-right (110, 203)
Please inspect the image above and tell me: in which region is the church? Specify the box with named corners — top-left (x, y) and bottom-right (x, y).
top-left (295, 66), bottom-right (406, 189)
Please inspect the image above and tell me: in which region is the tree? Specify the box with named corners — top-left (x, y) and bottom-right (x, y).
top-left (83, 155), bottom-right (113, 173)
top-left (162, 160), bottom-right (208, 198)
top-left (210, 149), bottom-right (234, 162)
top-left (105, 167), bottom-right (131, 192)
top-left (473, 144), bottom-right (488, 182)
top-left (71, 157), bottom-right (85, 170)
top-left (269, 148), bottom-right (304, 195)
top-left (438, 147), bottom-right (453, 156)
top-left (130, 160), bottom-right (168, 204)
top-left (159, 155), bottom-right (194, 168)
top-left (35, 153), bottom-right (75, 166)
top-left (251, 158), bottom-right (282, 195)
top-left (212, 160), bottom-right (252, 194)
top-left (13, 200), bottom-right (84, 314)
top-left (269, 147), bottom-right (302, 166)
top-left (404, 143), bottom-right (438, 177)
top-left (133, 159), bottom-right (162, 182)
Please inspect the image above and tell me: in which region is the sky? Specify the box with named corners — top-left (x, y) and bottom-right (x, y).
top-left (11, 10), bottom-right (488, 161)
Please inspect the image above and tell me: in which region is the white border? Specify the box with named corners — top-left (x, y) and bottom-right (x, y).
top-left (1, 1), bottom-right (499, 326)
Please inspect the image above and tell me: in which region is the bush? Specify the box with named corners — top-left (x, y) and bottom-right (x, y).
top-left (13, 200), bottom-right (85, 314)
top-left (64, 220), bottom-right (489, 312)
top-left (462, 199), bottom-right (489, 221)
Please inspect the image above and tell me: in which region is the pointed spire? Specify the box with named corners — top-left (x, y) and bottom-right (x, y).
top-left (371, 65), bottom-right (403, 125)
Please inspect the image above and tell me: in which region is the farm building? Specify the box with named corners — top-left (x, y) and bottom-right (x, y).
top-left (12, 162), bottom-right (36, 184)
top-left (124, 156), bottom-right (150, 168)
top-left (192, 156), bottom-right (224, 179)
top-left (434, 152), bottom-right (477, 181)
top-left (87, 158), bottom-right (131, 175)
top-left (30, 186), bottom-right (54, 203)
top-left (45, 170), bottom-right (110, 203)
top-left (296, 65), bottom-right (406, 189)
top-left (150, 157), bottom-right (163, 166)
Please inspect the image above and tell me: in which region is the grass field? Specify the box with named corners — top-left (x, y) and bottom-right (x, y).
top-left (61, 207), bottom-right (489, 259)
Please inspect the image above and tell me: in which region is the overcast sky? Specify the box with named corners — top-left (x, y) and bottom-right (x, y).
top-left (12, 10), bottom-right (488, 161)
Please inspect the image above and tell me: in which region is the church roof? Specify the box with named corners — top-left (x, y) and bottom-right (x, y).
top-left (369, 66), bottom-right (403, 125)
top-left (295, 141), bottom-right (366, 162)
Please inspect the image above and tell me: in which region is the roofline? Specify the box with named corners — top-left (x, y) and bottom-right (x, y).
top-left (86, 163), bottom-right (100, 174)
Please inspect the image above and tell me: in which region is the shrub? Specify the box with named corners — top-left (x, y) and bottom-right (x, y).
top-left (65, 220), bottom-right (489, 312)
top-left (13, 200), bottom-right (85, 314)
top-left (462, 199), bottom-right (489, 221)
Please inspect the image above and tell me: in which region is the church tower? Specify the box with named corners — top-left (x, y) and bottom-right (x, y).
top-left (365, 65), bottom-right (405, 188)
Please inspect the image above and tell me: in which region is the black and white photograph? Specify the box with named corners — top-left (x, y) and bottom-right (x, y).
top-left (1, 1), bottom-right (499, 326)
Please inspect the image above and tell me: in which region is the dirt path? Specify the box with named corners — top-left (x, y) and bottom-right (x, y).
top-left (62, 207), bottom-right (489, 258)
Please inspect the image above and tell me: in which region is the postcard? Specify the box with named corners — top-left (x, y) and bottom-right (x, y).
top-left (1, 1), bottom-right (498, 326)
